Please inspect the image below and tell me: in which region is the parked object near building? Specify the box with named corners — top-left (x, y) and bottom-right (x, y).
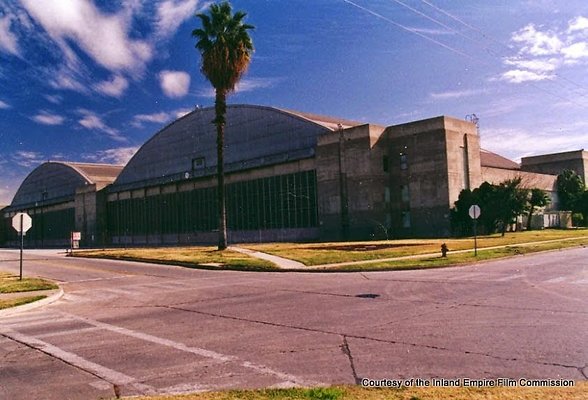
top-left (1, 105), bottom-right (581, 247)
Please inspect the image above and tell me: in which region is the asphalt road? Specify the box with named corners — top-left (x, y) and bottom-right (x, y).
top-left (0, 247), bottom-right (587, 399)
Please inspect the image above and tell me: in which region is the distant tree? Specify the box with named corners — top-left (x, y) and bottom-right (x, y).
top-left (526, 188), bottom-right (550, 230)
top-left (578, 190), bottom-right (588, 226)
top-left (494, 178), bottom-right (529, 236)
top-left (450, 178), bottom-right (529, 236)
top-left (556, 169), bottom-right (585, 212)
top-left (192, 2), bottom-right (254, 250)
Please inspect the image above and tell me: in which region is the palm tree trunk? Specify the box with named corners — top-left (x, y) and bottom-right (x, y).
top-left (215, 89), bottom-right (228, 250)
top-left (527, 207), bottom-right (534, 230)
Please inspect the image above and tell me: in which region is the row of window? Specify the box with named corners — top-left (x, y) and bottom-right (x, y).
top-left (107, 170), bottom-right (318, 237)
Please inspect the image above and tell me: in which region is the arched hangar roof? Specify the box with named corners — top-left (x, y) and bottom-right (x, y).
top-left (10, 161), bottom-right (123, 208)
top-left (113, 104), bottom-right (360, 190)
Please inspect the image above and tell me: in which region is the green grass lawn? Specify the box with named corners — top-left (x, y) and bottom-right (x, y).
top-left (245, 229), bottom-right (588, 266)
top-left (130, 382), bottom-right (586, 400)
top-left (74, 230), bottom-right (587, 272)
top-left (75, 247), bottom-right (276, 271)
top-left (0, 295), bottom-right (47, 310)
top-left (0, 272), bottom-right (58, 293)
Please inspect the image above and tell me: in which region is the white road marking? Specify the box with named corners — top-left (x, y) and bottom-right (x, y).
top-left (61, 312), bottom-right (315, 387)
top-left (0, 326), bottom-right (156, 395)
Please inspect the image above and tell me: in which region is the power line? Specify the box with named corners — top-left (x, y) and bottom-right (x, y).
top-left (345, 0), bottom-right (588, 108)
top-left (341, 0), bottom-right (484, 64)
top-left (418, 0), bottom-right (588, 97)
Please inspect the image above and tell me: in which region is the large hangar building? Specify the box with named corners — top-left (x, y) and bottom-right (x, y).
top-left (2, 104), bottom-right (581, 247)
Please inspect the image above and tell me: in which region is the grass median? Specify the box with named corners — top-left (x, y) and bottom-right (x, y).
top-left (130, 382), bottom-right (586, 400)
top-left (245, 229), bottom-right (588, 266)
top-left (0, 272), bottom-right (58, 293)
top-left (73, 230), bottom-right (587, 272)
top-left (0, 272), bottom-right (58, 310)
top-left (74, 247), bottom-right (277, 271)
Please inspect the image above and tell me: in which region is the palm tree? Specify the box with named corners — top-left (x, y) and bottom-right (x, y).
top-left (192, 2), bottom-right (254, 250)
top-left (527, 188), bottom-right (550, 230)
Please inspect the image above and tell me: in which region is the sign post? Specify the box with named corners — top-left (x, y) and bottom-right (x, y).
top-left (12, 212), bottom-right (32, 280)
top-left (468, 204), bottom-right (481, 256)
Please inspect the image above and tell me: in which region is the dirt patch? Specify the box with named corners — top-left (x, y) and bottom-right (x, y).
top-left (311, 243), bottom-right (423, 251)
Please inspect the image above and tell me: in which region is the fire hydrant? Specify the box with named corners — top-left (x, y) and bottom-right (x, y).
top-left (441, 243), bottom-right (448, 258)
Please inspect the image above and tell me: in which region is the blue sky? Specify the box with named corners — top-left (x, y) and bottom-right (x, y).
top-left (1, 0), bottom-right (587, 204)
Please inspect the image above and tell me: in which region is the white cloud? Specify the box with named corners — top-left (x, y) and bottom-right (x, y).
top-left (20, 0), bottom-right (152, 75)
top-left (561, 42), bottom-right (588, 60)
top-left (78, 109), bottom-right (125, 142)
top-left (31, 111), bottom-right (65, 125)
top-left (503, 57), bottom-right (559, 73)
top-left (174, 108), bottom-right (193, 119)
top-left (501, 69), bottom-right (554, 83)
top-left (159, 70), bottom-right (191, 98)
top-left (512, 24), bottom-right (562, 56)
top-left (155, 0), bottom-right (201, 39)
top-left (568, 16), bottom-right (588, 33)
top-left (83, 146), bottom-right (139, 165)
top-left (94, 75), bottom-right (129, 98)
top-left (430, 88), bottom-right (487, 100)
top-left (132, 111), bottom-right (171, 127)
top-left (0, 15), bottom-right (21, 56)
top-left (503, 17), bottom-right (588, 83)
top-left (0, 100), bottom-right (11, 109)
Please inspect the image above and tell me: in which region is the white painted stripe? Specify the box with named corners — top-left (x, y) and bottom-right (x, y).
top-left (0, 327), bottom-right (156, 395)
top-left (544, 277), bottom-right (566, 283)
top-left (61, 312), bottom-right (314, 386)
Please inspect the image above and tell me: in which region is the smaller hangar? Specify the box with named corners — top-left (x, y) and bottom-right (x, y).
top-left (2, 162), bottom-right (123, 247)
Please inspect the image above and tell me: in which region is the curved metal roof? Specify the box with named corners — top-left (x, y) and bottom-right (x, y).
top-left (10, 161), bottom-right (123, 207)
top-left (113, 104), bottom-right (360, 189)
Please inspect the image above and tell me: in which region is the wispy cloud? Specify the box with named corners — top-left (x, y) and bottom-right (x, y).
top-left (83, 146), bottom-right (139, 165)
top-left (155, 0), bottom-right (201, 39)
top-left (78, 109), bottom-right (125, 142)
top-left (197, 77), bottom-right (281, 98)
top-left (430, 88), bottom-right (488, 100)
top-left (502, 16), bottom-right (588, 83)
top-left (43, 94), bottom-right (62, 104)
top-left (31, 111), bottom-right (65, 125)
top-left (94, 75), bottom-right (129, 98)
top-left (11, 150), bottom-right (45, 168)
top-left (159, 70), bottom-right (191, 98)
top-left (131, 107), bottom-right (194, 128)
top-left (20, 0), bottom-right (152, 75)
top-left (0, 15), bottom-right (21, 57)
top-left (0, 99), bottom-right (11, 109)
top-left (482, 125), bottom-right (588, 161)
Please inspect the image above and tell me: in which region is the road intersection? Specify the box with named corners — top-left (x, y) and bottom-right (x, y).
top-left (0, 247), bottom-right (586, 399)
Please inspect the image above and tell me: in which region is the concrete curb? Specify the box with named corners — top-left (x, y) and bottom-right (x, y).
top-left (0, 287), bottom-right (64, 318)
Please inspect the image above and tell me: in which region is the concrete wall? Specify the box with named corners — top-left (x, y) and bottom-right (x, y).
top-left (316, 124), bottom-right (388, 240)
top-left (521, 150), bottom-right (587, 184)
top-left (386, 116), bottom-right (479, 237)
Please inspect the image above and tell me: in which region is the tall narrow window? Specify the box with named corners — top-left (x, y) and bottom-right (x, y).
top-left (402, 211), bottom-right (411, 228)
top-left (400, 185), bottom-right (410, 203)
top-left (400, 153), bottom-right (408, 170)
